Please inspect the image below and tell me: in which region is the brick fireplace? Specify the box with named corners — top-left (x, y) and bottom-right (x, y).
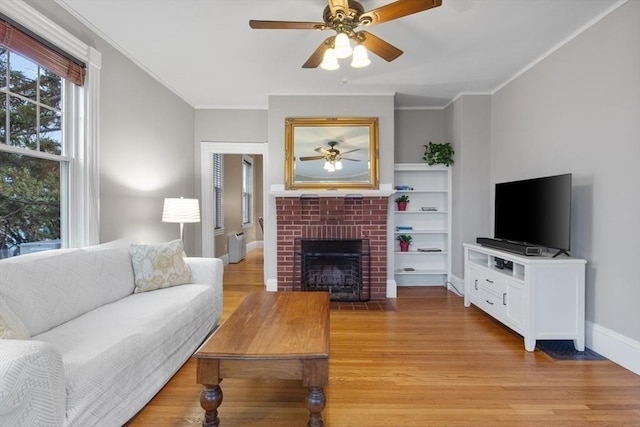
top-left (275, 195), bottom-right (389, 300)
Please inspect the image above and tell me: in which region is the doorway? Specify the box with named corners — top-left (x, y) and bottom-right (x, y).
top-left (200, 141), bottom-right (268, 286)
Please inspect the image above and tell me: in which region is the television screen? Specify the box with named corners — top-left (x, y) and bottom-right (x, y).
top-left (494, 174), bottom-right (572, 251)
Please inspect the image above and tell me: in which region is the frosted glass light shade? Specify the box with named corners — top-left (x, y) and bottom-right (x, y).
top-left (334, 160), bottom-right (343, 170)
top-left (333, 32), bottom-right (352, 59)
top-left (323, 161), bottom-right (335, 172)
top-left (351, 44), bottom-right (371, 68)
top-left (320, 48), bottom-right (339, 71)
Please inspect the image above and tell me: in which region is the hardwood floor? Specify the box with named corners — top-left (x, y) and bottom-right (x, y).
top-left (128, 249), bottom-right (640, 426)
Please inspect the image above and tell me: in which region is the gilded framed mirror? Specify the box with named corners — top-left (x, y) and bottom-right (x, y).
top-left (284, 117), bottom-right (379, 190)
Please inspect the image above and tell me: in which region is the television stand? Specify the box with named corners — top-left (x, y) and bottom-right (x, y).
top-left (464, 243), bottom-right (586, 351)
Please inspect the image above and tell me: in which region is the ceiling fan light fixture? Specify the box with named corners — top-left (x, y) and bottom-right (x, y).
top-left (320, 48), bottom-right (340, 70)
top-left (333, 32), bottom-right (352, 59)
top-left (334, 160), bottom-right (343, 170)
top-left (350, 44), bottom-right (371, 68)
top-left (323, 160), bottom-right (335, 172)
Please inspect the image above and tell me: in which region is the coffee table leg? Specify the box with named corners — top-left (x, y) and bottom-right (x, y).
top-left (200, 384), bottom-right (223, 427)
top-left (306, 386), bottom-right (326, 427)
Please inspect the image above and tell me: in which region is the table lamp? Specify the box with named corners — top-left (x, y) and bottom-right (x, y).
top-left (162, 197), bottom-right (200, 239)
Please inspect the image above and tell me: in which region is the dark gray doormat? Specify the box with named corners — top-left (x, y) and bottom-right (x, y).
top-left (536, 340), bottom-right (606, 361)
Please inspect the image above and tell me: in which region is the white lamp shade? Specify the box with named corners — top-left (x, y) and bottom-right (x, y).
top-left (320, 48), bottom-right (339, 71)
top-left (334, 160), bottom-right (343, 170)
top-left (333, 32), bottom-right (352, 59)
top-left (351, 44), bottom-right (371, 68)
top-left (162, 197), bottom-right (200, 223)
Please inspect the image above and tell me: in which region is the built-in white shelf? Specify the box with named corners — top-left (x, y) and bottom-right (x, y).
top-left (392, 164), bottom-right (452, 287)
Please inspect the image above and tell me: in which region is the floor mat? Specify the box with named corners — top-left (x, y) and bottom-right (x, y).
top-left (537, 340), bottom-right (607, 361)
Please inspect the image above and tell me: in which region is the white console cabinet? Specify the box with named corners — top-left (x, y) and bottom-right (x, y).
top-left (463, 243), bottom-right (586, 351)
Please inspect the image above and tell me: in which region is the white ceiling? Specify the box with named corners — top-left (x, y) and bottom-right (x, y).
top-left (55, 0), bottom-right (622, 109)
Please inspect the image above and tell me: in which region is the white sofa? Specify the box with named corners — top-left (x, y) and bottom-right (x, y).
top-left (0, 240), bottom-right (223, 426)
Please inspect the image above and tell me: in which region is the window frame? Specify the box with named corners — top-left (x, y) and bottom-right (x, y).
top-left (0, 1), bottom-right (101, 249)
top-left (241, 154), bottom-right (253, 228)
top-left (213, 152), bottom-right (224, 236)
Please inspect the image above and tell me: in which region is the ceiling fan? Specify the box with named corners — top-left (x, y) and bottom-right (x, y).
top-left (249, 0), bottom-right (443, 69)
top-left (299, 141), bottom-right (360, 171)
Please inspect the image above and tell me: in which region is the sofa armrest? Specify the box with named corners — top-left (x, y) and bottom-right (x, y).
top-left (0, 340), bottom-right (65, 426)
top-left (186, 257), bottom-right (223, 288)
top-left (185, 257), bottom-right (224, 319)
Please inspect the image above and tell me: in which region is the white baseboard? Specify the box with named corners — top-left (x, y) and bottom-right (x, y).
top-left (587, 321), bottom-right (640, 375)
top-left (387, 279), bottom-right (397, 298)
top-left (248, 240), bottom-right (263, 251)
top-left (266, 278), bottom-right (278, 292)
top-left (448, 274), bottom-right (465, 297)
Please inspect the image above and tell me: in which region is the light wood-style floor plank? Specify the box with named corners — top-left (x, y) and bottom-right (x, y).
top-left (128, 249), bottom-right (640, 426)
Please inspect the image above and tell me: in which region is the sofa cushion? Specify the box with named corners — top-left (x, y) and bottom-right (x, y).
top-left (0, 299), bottom-right (30, 340)
top-left (130, 239), bottom-right (192, 293)
top-left (0, 240), bottom-right (136, 336)
top-left (34, 283), bottom-right (219, 427)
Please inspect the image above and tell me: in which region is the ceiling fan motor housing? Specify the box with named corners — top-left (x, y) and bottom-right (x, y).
top-left (323, 0), bottom-right (367, 32)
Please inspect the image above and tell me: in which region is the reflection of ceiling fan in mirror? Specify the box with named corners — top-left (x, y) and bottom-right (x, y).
top-left (249, 0), bottom-right (443, 70)
top-left (300, 141), bottom-right (360, 172)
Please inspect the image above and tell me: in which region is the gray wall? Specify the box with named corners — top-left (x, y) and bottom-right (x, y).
top-left (445, 96), bottom-right (492, 278)
top-left (25, 0), bottom-right (198, 254)
top-left (266, 94), bottom-right (396, 287)
top-left (23, 0), bottom-right (639, 346)
top-left (491, 1), bottom-right (640, 341)
top-left (193, 109), bottom-right (268, 256)
top-left (394, 109), bottom-right (445, 162)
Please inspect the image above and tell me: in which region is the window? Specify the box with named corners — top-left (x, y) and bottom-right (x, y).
top-left (0, 3), bottom-right (101, 258)
top-left (213, 153), bottom-right (223, 234)
top-left (242, 155), bottom-right (253, 226)
top-left (0, 49), bottom-right (67, 257)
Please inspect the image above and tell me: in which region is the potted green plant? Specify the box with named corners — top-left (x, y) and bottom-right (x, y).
top-left (423, 142), bottom-right (454, 166)
top-left (396, 234), bottom-right (412, 252)
top-left (395, 194), bottom-right (410, 211)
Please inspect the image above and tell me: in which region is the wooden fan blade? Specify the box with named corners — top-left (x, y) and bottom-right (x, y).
top-left (359, 31), bottom-right (403, 62)
top-left (303, 37), bottom-right (334, 68)
top-left (300, 155), bottom-right (326, 161)
top-left (327, 0), bottom-right (350, 17)
top-left (315, 146), bottom-right (331, 154)
top-left (342, 158), bottom-right (361, 161)
top-left (360, 0), bottom-right (442, 26)
top-left (339, 148), bottom-right (360, 155)
top-left (249, 20), bottom-right (327, 30)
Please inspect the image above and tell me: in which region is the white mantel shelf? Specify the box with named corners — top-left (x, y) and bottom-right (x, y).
top-left (270, 184), bottom-right (395, 198)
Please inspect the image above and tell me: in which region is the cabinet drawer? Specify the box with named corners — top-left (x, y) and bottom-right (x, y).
top-left (478, 270), bottom-right (507, 295)
top-left (478, 287), bottom-right (506, 317)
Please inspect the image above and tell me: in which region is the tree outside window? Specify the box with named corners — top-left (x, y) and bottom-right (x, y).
top-left (0, 49), bottom-right (65, 258)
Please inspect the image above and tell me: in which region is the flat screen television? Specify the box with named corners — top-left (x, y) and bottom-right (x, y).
top-left (494, 173), bottom-right (572, 256)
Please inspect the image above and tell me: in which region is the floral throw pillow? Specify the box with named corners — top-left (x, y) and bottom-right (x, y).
top-left (130, 239), bottom-right (192, 293)
top-left (0, 299), bottom-right (30, 340)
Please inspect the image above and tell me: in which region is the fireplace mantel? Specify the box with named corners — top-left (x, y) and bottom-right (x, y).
top-left (270, 183), bottom-right (395, 198)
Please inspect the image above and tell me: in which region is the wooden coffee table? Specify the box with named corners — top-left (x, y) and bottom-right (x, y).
top-left (194, 291), bottom-right (330, 427)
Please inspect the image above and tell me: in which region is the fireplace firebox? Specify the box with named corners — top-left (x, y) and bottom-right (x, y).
top-left (294, 239), bottom-right (370, 302)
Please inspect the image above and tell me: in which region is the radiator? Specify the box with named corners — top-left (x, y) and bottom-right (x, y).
top-left (228, 232), bottom-right (246, 263)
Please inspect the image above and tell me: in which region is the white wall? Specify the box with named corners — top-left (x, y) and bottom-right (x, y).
top-left (25, 0), bottom-right (198, 254)
top-left (491, 1), bottom-right (640, 343)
